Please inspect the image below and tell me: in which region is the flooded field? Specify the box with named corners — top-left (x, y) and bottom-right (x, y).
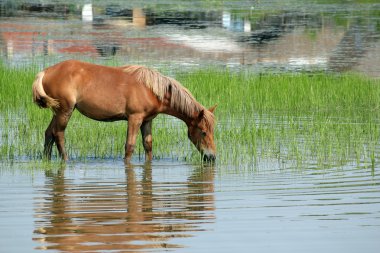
top-left (1, 0), bottom-right (380, 252)
top-left (1, 0), bottom-right (380, 76)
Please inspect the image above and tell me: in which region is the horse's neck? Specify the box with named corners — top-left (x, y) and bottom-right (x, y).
top-left (162, 106), bottom-right (195, 126)
top-left (162, 99), bottom-right (202, 126)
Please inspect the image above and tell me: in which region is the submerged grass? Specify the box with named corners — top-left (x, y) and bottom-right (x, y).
top-left (180, 69), bottom-right (380, 168)
top-left (1, 63), bottom-right (379, 169)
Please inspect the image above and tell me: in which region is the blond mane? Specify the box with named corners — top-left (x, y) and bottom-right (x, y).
top-left (122, 65), bottom-right (215, 129)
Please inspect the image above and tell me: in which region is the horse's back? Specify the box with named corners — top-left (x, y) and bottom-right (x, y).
top-left (42, 60), bottom-right (160, 121)
top-left (44, 60), bottom-right (121, 92)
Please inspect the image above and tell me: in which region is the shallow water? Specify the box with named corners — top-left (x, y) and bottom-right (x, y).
top-left (1, 160), bottom-right (379, 252)
top-left (1, 0), bottom-right (380, 76)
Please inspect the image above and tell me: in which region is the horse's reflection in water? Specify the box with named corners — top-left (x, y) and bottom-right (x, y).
top-left (33, 163), bottom-right (215, 251)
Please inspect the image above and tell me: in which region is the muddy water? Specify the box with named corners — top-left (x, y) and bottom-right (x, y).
top-left (1, 160), bottom-right (379, 252)
top-left (1, 0), bottom-right (380, 76)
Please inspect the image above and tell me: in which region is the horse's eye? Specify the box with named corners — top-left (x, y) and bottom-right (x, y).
top-left (201, 131), bottom-right (206, 137)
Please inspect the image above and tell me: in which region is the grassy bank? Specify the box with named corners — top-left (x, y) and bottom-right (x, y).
top-left (1, 64), bottom-right (379, 168)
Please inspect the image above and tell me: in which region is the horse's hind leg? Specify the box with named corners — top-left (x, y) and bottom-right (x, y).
top-left (44, 109), bottom-right (73, 161)
top-left (53, 110), bottom-right (73, 161)
top-left (140, 120), bottom-right (153, 161)
top-left (44, 115), bottom-right (56, 160)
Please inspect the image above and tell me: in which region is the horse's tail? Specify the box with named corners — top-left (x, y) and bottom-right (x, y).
top-left (32, 71), bottom-right (59, 109)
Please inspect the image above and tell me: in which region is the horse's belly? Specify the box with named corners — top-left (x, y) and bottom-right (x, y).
top-left (75, 100), bottom-right (127, 121)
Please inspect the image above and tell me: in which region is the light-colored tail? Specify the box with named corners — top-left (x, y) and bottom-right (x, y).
top-left (32, 71), bottom-right (59, 109)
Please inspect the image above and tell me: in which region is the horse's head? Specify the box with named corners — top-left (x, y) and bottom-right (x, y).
top-left (187, 105), bottom-right (217, 162)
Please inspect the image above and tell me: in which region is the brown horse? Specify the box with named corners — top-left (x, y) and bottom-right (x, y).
top-left (32, 60), bottom-right (216, 162)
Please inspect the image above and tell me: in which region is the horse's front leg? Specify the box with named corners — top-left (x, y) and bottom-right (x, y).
top-left (140, 120), bottom-right (153, 161)
top-left (124, 115), bottom-right (143, 163)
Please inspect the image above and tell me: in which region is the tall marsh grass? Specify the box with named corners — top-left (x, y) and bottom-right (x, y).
top-left (1, 63), bottom-right (379, 169)
top-left (180, 69), bottom-right (380, 168)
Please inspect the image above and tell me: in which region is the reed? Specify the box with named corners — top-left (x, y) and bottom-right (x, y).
top-left (1, 64), bottom-right (379, 169)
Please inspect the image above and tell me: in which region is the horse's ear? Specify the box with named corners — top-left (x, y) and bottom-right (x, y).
top-left (197, 109), bottom-right (205, 121)
top-left (208, 104), bottom-right (218, 113)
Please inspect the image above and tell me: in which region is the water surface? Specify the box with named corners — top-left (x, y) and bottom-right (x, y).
top-left (1, 160), bottom-right (379, 252)
top-left (1, 0), bottom-right (379, 76)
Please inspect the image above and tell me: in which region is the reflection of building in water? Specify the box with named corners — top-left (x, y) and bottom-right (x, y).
top-left (239, 26), bottom-right (343, 69)
top-left (82, 3), bottom-right (93, 22)
top-left (328, 22), bottom-right (380, 77)
top-left (0, 2), bottom-right (379, 76)
top-left (223, 11), bottom-right (251, 32)
top-left (0, 5), bottom-right (150, 60)
top-left (132, 8), bottom-right (146, 27)
top-left (33, 164), bottom-right (215, 251)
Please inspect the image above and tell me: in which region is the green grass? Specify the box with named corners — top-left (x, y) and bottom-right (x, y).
top-left (181, 69), bottom-right (380, 168)
top-left (1, 63), bottom-right (379, 169)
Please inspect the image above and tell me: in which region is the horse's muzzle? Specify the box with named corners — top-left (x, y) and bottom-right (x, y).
top-left (203, 154), bottom-right (216, 162)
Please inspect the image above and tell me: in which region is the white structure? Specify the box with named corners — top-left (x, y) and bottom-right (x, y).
top-left (82, 3), bottom-right (93, 22)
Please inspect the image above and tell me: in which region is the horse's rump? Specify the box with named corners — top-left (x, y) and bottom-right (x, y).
top-left (32, 71), bottom-right (60, 109)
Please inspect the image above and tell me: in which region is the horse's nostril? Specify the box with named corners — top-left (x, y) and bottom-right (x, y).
top-left (203, 154), bottom-right (216, 162)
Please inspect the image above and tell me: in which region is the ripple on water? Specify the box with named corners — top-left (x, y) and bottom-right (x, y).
top-left (0, 159), bottom-right (379, 252)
